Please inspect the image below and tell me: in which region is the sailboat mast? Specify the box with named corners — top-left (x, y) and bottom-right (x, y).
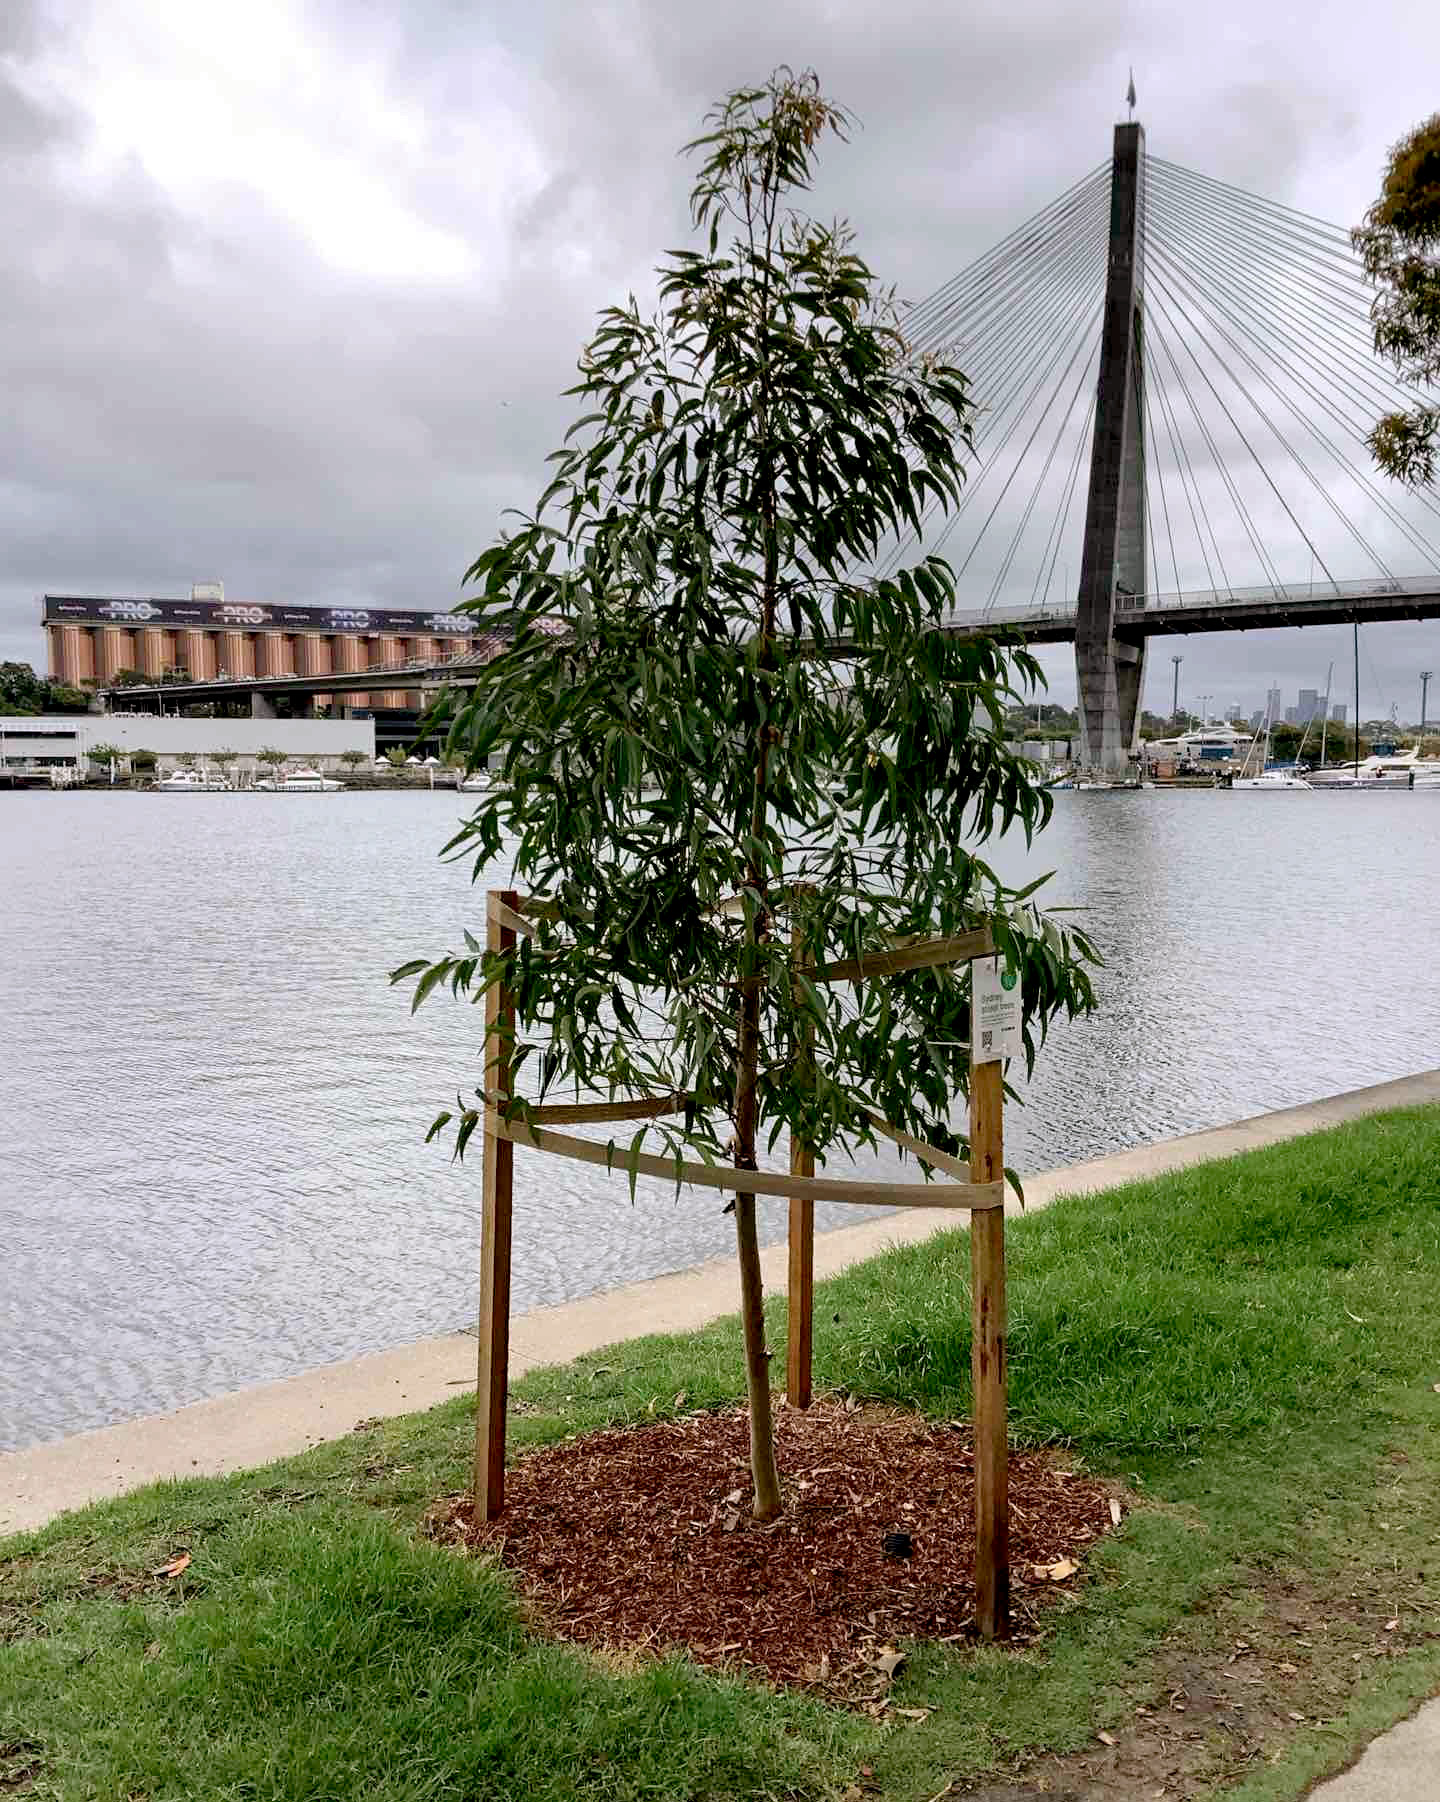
top-left (1354, 621), bottom-right (1361, 780)
top-left (1320, 660), bottom-right (1333, 769)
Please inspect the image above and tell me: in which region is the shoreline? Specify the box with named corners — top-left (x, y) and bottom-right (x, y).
top-left (5, 1065), bottom-right (1438, 1539)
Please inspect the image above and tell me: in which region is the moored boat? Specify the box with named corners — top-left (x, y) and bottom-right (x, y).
top-left (254, 767), bottom-right (345, 792)
top-left (156, 769), bottom-right (233, 792)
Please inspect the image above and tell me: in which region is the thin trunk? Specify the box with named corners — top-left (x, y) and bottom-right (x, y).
top-left (732, 971), bottom-right (781, 1518)
top-left (730, 159), bottom-right (784, 1524)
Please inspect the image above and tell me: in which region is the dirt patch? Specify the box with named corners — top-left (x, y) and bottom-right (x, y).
top-left (955, 1568), bottom-right (1440, 1800)
top-left (0, 1739), bottom-right (44, 1794)
top-left (426, 1399), bottom-right (1115, 1691)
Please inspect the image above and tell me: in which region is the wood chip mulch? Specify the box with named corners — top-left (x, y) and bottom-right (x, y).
top-left (425, 1399), bottom-right (1117, 1695)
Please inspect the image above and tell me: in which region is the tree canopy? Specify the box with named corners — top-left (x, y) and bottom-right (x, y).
top-left (1354, 112), bottom-right (1440, 486)
top-left (398, 71), bottom-right (1097, 1518)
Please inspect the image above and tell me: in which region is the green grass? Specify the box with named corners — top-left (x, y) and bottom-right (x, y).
top-left (4, 1105), bottom-right (1440, 1800)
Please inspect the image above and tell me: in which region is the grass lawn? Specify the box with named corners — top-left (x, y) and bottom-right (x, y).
top-left (4, 1104), bottom-right (1439, 1800)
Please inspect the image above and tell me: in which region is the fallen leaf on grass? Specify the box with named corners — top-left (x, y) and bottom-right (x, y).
top-left (673, 1391), bottom-right (688, 1408)
top-left (152, 1553), bottom-right (190, 1578)
top-left (1097, 1729), bottom-right (1118, 1746)
top-left (1109, 1498), bottom-right (1123, 1526)
top-left (1384, 1618), bottom-right (1399, 1632)
top-left (1287, 1710), bottom-right (1306, 1722)
top-left (872, 1647), bottom-right (906, 1679)
top-left (895, 1706), bottom-right (931, 1721)
top-left (1277, 1661), bottom-right (1299, 1675)
top-left (1034, 1557), bottom-right (1079, 1581)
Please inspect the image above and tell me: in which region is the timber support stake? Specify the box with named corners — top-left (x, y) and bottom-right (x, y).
top-left (969, 1051), bottom-right (1010, 1639)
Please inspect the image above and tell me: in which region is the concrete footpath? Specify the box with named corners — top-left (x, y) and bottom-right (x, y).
top-left (1310, 1697), bottom-right (1440, 1801)
top-left (4, 1067), bottom-right (1437, 1541)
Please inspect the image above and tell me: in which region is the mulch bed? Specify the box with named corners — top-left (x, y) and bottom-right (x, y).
top-left (426, 1398), bottom-right (1117, 1695)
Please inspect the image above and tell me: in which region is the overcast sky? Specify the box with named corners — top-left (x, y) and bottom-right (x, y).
top-left (4, 0), bottom-right (1439, 720)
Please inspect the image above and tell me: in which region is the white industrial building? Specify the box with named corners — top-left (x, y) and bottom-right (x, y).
top-left (0, 714), bottom-right (375, 780)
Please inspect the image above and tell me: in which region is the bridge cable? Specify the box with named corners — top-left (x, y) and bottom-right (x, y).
top-left (1144, 269), bottom-right (1322, 591)
top-left (901, 167), bottom-right (1107, 343)
top-left (1145, 286), bottom-right (1276, 591)
top-left (878, 230), bottom-right (1108, 578)
top-left (1144, 238), bottom-right (1402, 581)
top-left (984, 325), bottom-right (1103, 609)
top-left (902, 164), bottom-right (1109, 346)
top-left (1142, 232), bottom-right (1440, 572)
top-left (1145, 175), bottom-right (1440, 541)
top-left (1033, 387), bottom-right (1097, 609)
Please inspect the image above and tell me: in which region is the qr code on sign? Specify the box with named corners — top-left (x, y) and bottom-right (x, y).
top-left (982, 1030), bottom-right (993, 1051)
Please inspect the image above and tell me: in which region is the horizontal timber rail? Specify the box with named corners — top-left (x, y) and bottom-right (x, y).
top-left (488, 1115), bottom-right (1003, 1210)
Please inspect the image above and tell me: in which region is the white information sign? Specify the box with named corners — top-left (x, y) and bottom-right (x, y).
top-left (971, 955), bottom-right (1022, 1065)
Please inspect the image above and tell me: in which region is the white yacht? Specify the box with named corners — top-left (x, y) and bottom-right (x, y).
top-left (1306, 749), bottom-right (1436, 789)
top-left (254, 767), bottom-right (345, 792)
top-left (156, 768), bottom-right (232, 793)
top-left (1231, 769), bottom-right (1312, 791)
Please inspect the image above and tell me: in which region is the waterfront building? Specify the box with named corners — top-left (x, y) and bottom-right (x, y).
top-left (0, 714), bottom-right (374, 781)
top-left (41, 583), bottom-right (477, 713)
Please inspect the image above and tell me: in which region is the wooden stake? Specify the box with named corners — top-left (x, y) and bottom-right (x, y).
top-left (787, 913), bottom-right (815, 1409)
top-left (475, 888), bottom-right (518, 1521)
top-left (969, 1046), bottom-right (1009, 1640)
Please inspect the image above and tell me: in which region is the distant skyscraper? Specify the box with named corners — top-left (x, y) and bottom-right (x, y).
top-left (1331, 703), bottom-right (1347, 725)
top-left (1297, 687), bottom-right (1322, 722)
top-left (1284, 707), bottom-right (1300, 725)
top-left (1266, 685), bottom-right (1282, 721)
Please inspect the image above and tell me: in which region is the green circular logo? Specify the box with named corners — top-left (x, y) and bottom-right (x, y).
top-left (999, 966), bottom-right (1018, 992)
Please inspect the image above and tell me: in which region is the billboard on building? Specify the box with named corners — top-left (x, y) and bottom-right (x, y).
top-left (42, 596), bottom-right (479, 635)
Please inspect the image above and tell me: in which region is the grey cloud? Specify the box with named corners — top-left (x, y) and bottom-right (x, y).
top-left (3, 0), bottom-right (1438, 715)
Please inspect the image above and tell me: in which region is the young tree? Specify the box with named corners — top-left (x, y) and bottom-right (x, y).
top-left (256, 746), bottom-right (287, 772)
top-left (1354, 112), bottom-right (1440, 486)
top-left (398, 71), bottom-right (1096, 1521)
top-left (87, 743), bottom-right (125, 781)
top-left (340, 749), bottom-right (369, 771)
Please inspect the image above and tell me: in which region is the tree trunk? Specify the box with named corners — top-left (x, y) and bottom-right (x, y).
top-left (734, 1193), bottom-right (781, 1519)
top-left (733, 969), bottom-right (782, 1520)
top-left (729, 152), bottom-right (784, 1524)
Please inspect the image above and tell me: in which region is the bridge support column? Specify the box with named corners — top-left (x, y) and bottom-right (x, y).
top-left (250, 693), bottom-right (277, 719)
top-left (1076, 120), bottom-right (1148, 774)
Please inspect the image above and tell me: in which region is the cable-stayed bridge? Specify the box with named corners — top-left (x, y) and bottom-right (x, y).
top-left (104, 116), bottom-right (1440, 771)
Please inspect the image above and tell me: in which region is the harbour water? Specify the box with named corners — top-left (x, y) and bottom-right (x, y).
top-left (2, 788), bottom-right (1438, 1452)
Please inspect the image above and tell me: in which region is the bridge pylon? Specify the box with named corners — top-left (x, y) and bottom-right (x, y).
top-left (1076, 120), bottom-right (1148, 773)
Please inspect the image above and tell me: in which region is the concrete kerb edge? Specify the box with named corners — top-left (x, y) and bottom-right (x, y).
top-left (3, 1068), bottom-right (1439, 1539)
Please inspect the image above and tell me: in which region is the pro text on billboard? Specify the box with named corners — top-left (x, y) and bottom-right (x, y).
top-left (42, 596), bottom-right (479, 635)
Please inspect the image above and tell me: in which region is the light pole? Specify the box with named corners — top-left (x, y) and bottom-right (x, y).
top-left (1199, 692), bottom-right (1211, 730)
top-left (1421, 671), bottom-right (1433, 741)
top-left (1171, 655), bottom-right (1182, 721)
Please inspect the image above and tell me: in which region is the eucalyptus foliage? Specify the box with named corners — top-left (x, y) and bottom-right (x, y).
top-left (397, 71), bottom-right (1097, 1515)
top-left (1354, 111), bottom-right (1440, 487)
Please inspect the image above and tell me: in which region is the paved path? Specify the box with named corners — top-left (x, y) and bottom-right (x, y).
top-left (3, 1068), bottom-right (1438, 1540)
top-left (1309, 1695), bottom-right (1440, 1800)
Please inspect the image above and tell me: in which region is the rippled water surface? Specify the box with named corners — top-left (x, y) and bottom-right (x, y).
top-left (3, 788), bottom-right (1438, 1450)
